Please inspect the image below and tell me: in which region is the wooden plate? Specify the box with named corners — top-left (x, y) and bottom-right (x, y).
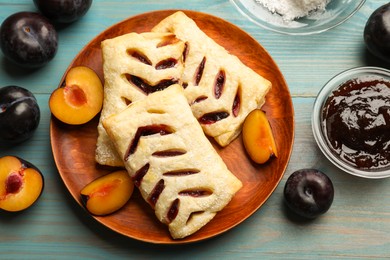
top-left (50, 10), bottom-right (294, 244)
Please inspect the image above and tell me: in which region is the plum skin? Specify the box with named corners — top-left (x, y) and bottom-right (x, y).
top-left (33, 0), bottom-right (93, 23)
top-left (0, 86), bottom-right (40, 143)
top-left (364, 3), bottom-right (390, 63)
top-left (0, 12), bottom-right (58, 68)
top-left (284, 169), bottom-right (334, 219)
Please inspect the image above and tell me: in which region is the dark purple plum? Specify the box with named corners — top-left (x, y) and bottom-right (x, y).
top-left (33, 0), bottom-right (93, 24)
top-left (284, 169), bottom-right (334, 219)
top-left (364, 3), bottom-right (390, 63)
top-left (0, 12), bottom-right (58, 68)
top-left (0, 86), bottom-right (40, 143)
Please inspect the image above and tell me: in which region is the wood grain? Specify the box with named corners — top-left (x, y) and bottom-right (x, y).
top-left (50, 10), bottom-right (294, 244)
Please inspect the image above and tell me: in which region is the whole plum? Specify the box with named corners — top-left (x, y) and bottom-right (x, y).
top-left (34, 0), bottom-right (93, 24)
top-left (0, 12), bottom-right (58, 68)
top-left (364, 3), bottom-right (390, 63)
top-left (0, 86), bottom-right (40, 143)
top-left (284, 169), bottom-right (334, 219)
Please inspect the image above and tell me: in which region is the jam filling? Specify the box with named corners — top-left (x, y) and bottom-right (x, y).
top-left (179, 189), bottom-right (212, 197)
top-left (194, 57), bottom-right (206, 86)
top-left (163, 169), bottom-right (200, 176)
top-left (167, 198), bottom-right (180, 223)
top-left (198, 111), bottom-right (229, 124)
top-left (125, 74), bottom-right (178, 95)
top-left (127, 49), bottom-right (152, 66)
top-left (232, 90), bottom-right (241, 117)
top-left (121, 97), bottom-right (132, 106)
top-left (323, 77), bottom-right (390, 169)
top-left (157, 35), bottom-right (180, 48)
top-left (155, 58), bottom-right (178, 70)
top-left (182, 42), bottom-right (189, 63)
top-left (152, 149), bottom-right (187, 157)
top-left (148, 179), bottom-right (165, 207)
top-left (124, 124), bottom-right (173, 161)
top-left (193, 95), bottom-right (208, 104)
top-left (132, 163), bottom-right (150, 187)
top-left (214, 70), bottom-right (225, 99)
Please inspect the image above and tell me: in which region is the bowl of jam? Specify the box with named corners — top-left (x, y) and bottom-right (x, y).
top-left (312, 67), bottom-right (390, 178)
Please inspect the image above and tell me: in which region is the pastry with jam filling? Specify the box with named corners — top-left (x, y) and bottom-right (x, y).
top-left (153, 11), bottom-right (272, 147)
top-left (96, 32), bottom-right (186, 166)
top-left (102, 85), bottom-right (242, 239)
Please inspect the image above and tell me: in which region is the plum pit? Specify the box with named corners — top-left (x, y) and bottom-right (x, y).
top-left (6, 173), bottom-right (23, 194)
top-left (65, 85), bottom-right (87, 107)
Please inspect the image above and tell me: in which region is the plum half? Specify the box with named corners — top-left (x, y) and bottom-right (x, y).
top-left (49, 66), bottom-right (103, 125)
top-left (0, 156), bottom-right (44, 212)
top-left (242, 109), bottom-right (278, 164)
top-left (80, 170), bottom-right (134, 216)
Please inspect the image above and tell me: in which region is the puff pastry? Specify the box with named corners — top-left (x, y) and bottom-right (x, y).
top-left (96, 32), bottom-right (186, 166)
top-left (96, 12), bottom-right (271, 167)
top-left (152, 11), bottom-right (272, 146)
top-left (102, 85), bottom-right (242, 239)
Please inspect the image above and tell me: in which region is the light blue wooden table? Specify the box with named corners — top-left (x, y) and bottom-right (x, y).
top-left (1, 0), bottom-right (389, 259)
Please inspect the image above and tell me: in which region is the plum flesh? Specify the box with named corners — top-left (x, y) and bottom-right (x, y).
top-left (0, 156), bottom-right (44, 212)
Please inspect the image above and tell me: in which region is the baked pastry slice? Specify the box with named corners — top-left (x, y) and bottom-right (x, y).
top-left (102, 85), bottom-right (242, 239)
top-left (96, 32), bottom-right (186, 166)
top-left (152, 11), bottom-right (272, 147)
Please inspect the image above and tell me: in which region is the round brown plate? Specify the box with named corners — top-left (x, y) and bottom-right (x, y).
top-left (50, 10), bottom-right (294, 244)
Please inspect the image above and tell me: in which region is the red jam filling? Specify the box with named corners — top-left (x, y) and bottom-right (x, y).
top-left (214, 70), bottom-right (225, 99)
top-left (163, 169), bottom-right (200, 176)
top-left (125, 74), bottom-right (178, 95)
top-left (155, 58), bottom-right (178, 70)
top-left (194, 57), bottom-right (206, 86)
top-left (132, 163), bottom-right (150, 188)
top-left (198, 111), bottom-right (229, 124)
top-left (127, 49), bottom-right (152, 66)
top-left (152, 149), bottom-right (187, 157)
top-left (232, 91), bottom-right (241, 117)
top-left (124, 124), bottom-right (173, 161)
top-left (167, 198), bottom-right (180, 223)
top-left (148, 179), bottom-right (165, 207)
top-left (179, 189), bottom-right (212, 197)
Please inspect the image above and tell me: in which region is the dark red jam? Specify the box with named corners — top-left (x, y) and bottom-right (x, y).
top-left (322, 76), bottom-right (390, 170)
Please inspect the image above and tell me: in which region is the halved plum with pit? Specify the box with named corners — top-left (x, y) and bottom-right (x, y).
top-left (0, 156), bottom-right (44, 212)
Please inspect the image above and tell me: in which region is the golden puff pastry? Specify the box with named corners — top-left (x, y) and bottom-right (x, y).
top-left (152, 11), bottom-right (272, 146)
top-left (96, 32), bottom-right (186, 166)
top-left (102, 85), bottom-right (242, 239)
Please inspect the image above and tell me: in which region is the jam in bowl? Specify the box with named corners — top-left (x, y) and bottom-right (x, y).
top-left (312, 67), bottom-right (390, 178)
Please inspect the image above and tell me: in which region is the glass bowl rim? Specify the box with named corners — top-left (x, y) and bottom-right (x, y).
top-left (230, 0), bottom-right (366, 35)
top-left (312, 66), bottom-right (390, 179)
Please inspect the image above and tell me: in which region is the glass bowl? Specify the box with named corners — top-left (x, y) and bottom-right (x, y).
top-left (230, 0), bottom-right (366, 35)
top-left (312, 67), bottom-right (390, 179)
